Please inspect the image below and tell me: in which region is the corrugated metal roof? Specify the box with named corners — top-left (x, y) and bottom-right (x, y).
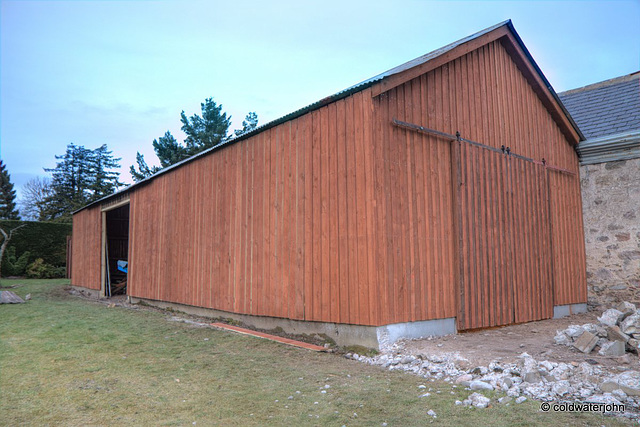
top-left (75, 19), bottom-right (578, 214)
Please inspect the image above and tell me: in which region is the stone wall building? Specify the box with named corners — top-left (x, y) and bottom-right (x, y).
top-left (559, 72), bottom-right (640, 307)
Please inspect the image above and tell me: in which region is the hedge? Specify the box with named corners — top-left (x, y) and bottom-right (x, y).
top-left (0, 220), bottom-right (72, 276)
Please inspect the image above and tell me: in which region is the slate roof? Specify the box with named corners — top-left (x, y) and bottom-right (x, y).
top-left (558, 72), bottom-right (640, 139)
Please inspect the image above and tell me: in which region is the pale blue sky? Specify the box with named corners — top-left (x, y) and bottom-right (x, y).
top-left (1, 0), bottom-right (639, 200)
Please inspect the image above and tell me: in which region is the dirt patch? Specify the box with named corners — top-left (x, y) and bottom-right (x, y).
top-left (399, 309), bottom-right (640, 373)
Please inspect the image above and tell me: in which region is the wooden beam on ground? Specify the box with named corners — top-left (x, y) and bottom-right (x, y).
top-left (210, 323), bottom-right (327, 351)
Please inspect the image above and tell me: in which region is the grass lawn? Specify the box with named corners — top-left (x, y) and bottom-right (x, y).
top-left (0, 279), bottom-right (630, 426)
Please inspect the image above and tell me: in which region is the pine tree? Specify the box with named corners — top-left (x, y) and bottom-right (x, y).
top-left (181, 98), bottom-right (232, 155)
top-left (0, 160), bottom-right (20, 220)
top-left (129, 98), bottom-right (258, 182)
top-left (129, 131), bottom-right (190, 182)
top-left (234, 112), bottom-right (259, 137)
top-left (129, 152), bottom-right (160, 183)
top-left (43, 143), bottom-right (123, 221)
top-left (91, 144), bottom-right (124, 197)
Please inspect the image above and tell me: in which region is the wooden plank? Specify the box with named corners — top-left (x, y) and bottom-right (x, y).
top-left (361, 89), bottom-right (376, 325)
top-left (275, 124), bottom-right (286, 318)
top-left (211, 323), bottom-right (327, 352)
top-left (395, 84), bottom-right (409, 323)
top-left (434, 66), bottom-right (447, 320)
top-left (253, 133), bottom-right (264, 315)
top-left (234, 144), bottom-right (244, 313)
top-left (293, 119), bottom-right (305, 320)
top-left (265, 128), bottom-right (275, 317)
top-left (327, 102), bottom-right (339, 322)
top-left (411, 78), bottom-right (426, 322)
top-left (353, 92), bottom-right (369, 324)
top-left (279, 122), bottom-right (290, 318)
top-left (428, 73), bottom-right (441, 317)
top-left (441, 64), bottom-right (455, 319)
top-left (336, 99), bottom-right (349, 323)
top-left (345, 95), bottom-right (361, 324)
top-left (372, 93), bottom-right (388, 326)
top-left (311, 110), bottom-right (322, 321)
top-left (404, 80), bottom-right (417, 321)
top-left (243, 141), bottom-right (252, 313)
top-left (382, 91), bottom-right (395, 325)
top-left (320, 106), bottom-right (331, 321)
top-left (303, 113), bottom-right (314, 320)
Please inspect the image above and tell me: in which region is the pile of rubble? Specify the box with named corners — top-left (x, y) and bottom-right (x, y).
top-left (348, 350), bottom-right (639, 412)
top-left (554, 301), bottom-right (640, 357)
top-left (344, 302), bottom-right (640, 419)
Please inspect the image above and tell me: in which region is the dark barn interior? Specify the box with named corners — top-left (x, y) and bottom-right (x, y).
top-left (105, 204), bottom-right (129, 295)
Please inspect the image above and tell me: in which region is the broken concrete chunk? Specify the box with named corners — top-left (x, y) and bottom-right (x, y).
top-left (455, 374), bottom-right (473, 384)
top-left (469, 380), bottom-right (494, 391)
top-left (627, 338), bottom-right (639, 353)
top-left (598, 340), bottom-right (626, 357)
top-left (616, 301), bottom-right (637, 319)
top-left (614, 370), bottom-right (640, 397)
top-left (553, 331), bottom-right (571, 346)
top-left (0, 291), bottom-right (25, 304)
top-left (597, 309), bottom-right (623, 327)
top-left (606, 325), bottom-right (630, 343)
top-left (600, 380), bottom-right (619, 393)
top-left (595, 325), bottom-right (608, 337)
top-left (620, 312), bottom-right (640, 335)
top-left (523, 370), bottom-right (542, 384)
top-left (552, 380), bottom-right (572, 396)
top-left (586, 394), bottom-right (623, 406)
top-left (468, 392), bottom-right (491, 408)
top-left (501, 377), bottom-right (513, 389)
top-left (564, 325), bottom-right (585, 338)
top-left (572, 331), bottom-right (598, 354)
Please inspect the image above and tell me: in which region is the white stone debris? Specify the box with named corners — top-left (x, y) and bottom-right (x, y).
top-left (467, 392), bottom-right (491, 408)
top-left (469, 380), bottom-right (494, 391)
top-left (350, 302), bottom-right (640, 421)
top-left (598, 309), bottom-right (624, 327)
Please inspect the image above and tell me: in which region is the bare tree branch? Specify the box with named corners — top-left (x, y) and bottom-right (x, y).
top-left (0, 224), bottom-right (27, 279)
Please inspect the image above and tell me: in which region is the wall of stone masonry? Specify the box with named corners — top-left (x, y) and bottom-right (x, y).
top-left (580, 158), bottom-right (640, 307)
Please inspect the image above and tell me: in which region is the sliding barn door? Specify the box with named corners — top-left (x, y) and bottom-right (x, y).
top-left (456, 142), bottom-right (553, 330)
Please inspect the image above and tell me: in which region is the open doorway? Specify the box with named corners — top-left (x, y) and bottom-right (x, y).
top-left (103, 203), bottom-right (129, 297)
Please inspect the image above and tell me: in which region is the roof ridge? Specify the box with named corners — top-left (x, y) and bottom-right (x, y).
top-left (559, 71), bottom-right (640, 96)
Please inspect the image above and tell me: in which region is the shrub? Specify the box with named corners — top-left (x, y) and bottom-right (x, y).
top-left (3, 247), bottom-right (31, 276)
top-left (26, 258), bottom-right (65, 279)
top-left (0, 220), bottom-right (71, 276)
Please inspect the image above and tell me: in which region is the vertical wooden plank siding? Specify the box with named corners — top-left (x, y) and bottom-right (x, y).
top-left (549, 171), bottom-right (588, 305)
top-left (80, 35), bottom-right (585, 329)
top-left (126, 91), bottom-right (390, 326)
top-left (71, 205), bottom-right (102, 290)
top-left (373, 38), bottom-right (584, 327)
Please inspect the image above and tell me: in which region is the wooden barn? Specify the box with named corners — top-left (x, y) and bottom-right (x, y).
top-left (71, 20), bottom-right (588, 349)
